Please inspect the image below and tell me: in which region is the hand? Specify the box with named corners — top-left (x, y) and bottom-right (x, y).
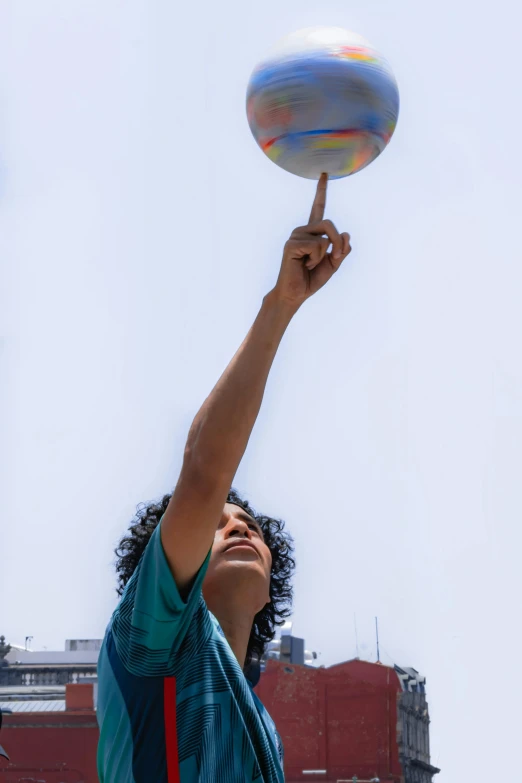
top-left (270, 174), bottom-right (352, 310)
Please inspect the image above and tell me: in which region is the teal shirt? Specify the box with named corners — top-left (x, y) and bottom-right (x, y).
top-left (97, 521), bottom-right (285, 782)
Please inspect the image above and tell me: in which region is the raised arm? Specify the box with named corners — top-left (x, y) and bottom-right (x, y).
top-left (161, 175), bottom-right (351, 593)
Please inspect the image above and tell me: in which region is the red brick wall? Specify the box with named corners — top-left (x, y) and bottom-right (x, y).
top-left (0, 686), bottom-right (98, 783)
top-left (255, 659), bottom-right (404, 783)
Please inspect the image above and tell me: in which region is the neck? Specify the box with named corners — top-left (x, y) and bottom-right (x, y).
top-left (211, 605), bottom-right (255, 670)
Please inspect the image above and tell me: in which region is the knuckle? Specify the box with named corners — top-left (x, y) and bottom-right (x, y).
top-left (284, 239), bottom-right (300, 255)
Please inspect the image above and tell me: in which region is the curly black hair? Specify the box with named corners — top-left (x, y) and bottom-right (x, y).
top-left (114, 488), bottom-right (296, 667)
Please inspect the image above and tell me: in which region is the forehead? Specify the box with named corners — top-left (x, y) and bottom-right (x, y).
top-left (224, 502), bottom-right (256, 522)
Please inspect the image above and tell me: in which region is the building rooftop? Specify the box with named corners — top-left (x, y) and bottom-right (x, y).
top-left (0, 700), bottom-right (66, 713)
top-left (0, 636), bottom-right (102, 667)
top-left (4, 649), bottom-right (99, 665)
top-left (0, 685), bottom-right (66, 701)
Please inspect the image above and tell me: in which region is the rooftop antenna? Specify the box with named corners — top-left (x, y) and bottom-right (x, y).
top-left (375, 618), bottom-right (380, 663)
top-left (353, 613), bottom-right (360, 658)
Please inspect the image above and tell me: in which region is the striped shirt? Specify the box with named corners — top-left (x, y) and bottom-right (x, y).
top-left (97, 521), bottom-right (285, 782)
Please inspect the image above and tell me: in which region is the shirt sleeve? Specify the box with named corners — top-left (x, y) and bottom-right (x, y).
top-left (110, 519), bottom-right (212, 677)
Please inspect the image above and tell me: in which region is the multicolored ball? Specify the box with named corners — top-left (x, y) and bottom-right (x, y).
top-left (246, 27), bottom-right (400, 180)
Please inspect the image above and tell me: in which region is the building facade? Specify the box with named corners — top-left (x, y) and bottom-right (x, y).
top-left (0, 636), bottom-right (100, 689)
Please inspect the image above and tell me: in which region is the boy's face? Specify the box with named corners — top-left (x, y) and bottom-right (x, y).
top-left (202, 503), bottom-right (272, 614)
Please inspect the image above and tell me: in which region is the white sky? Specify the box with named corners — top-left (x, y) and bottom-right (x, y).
top-left (2, 1), bottom-right (522, 780)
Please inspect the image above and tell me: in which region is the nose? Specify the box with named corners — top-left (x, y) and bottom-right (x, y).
top-left (223, 517), bottom-right (252, 540)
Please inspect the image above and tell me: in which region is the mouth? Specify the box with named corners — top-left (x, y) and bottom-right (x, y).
top-left (224, 540), bottom-right (258, 554)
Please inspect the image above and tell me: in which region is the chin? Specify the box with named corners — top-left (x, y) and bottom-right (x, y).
top-left (217, 558), bottom-right (267, 578)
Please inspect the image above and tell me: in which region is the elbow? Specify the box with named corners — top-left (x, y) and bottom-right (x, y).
top-left (180, 443), bottom-right (229, 497)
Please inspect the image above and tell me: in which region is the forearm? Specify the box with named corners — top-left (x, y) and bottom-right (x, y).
top-left (159, 178), bottom-right (348, 592)
top-left (185, 290), bottom-right (297, 483)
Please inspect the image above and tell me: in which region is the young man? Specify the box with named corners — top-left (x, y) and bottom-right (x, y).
top-left (97, 175), bottom-right (351, 782)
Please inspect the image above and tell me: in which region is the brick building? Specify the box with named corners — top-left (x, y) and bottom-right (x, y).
top-left (0, 683), bottom-right (98, 783)
top-left (256, 659), bottom-right (439, 783)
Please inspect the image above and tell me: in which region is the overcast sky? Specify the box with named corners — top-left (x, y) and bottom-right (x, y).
top-left (2, 1), bottom-right (522, 780)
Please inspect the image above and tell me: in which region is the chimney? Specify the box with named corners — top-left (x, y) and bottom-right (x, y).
top-left (65, 683), bottom-right (94, 711)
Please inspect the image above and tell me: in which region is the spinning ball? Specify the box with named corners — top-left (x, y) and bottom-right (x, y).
top-left (246, 26), bottom-right (400, 180)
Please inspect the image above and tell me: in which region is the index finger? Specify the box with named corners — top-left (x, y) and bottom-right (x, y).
top-left (308, 172), bottom-right (328, 225)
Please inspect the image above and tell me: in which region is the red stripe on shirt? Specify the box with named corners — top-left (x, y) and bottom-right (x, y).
top-left (164, 677), bottom-right (180, 783)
